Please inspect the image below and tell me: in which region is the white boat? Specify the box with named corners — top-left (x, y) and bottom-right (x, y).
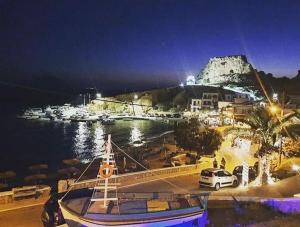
top-left (22, 108), bottom-right (45, 119)
top-left (58, 135), bottom-right (208, 226)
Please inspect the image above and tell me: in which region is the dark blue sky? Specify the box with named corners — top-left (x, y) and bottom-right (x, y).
top-left (1, 0), bottom-right (300, 87)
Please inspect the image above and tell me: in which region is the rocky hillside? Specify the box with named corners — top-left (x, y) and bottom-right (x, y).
top-left (195, 55), bottom-right (300, 99)
top-left (197, 55), bottom-right (253, 85)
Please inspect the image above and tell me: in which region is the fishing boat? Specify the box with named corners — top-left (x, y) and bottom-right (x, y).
top-left (58, 135), bottom-right (208, 226)
top-left (100, 116), bottom-right (115, 125)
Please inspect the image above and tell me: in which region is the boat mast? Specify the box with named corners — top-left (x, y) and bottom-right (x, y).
top-left (89, 134), bottom-right (118, 209)
top-left (103, 134), bottom-right (111, 207)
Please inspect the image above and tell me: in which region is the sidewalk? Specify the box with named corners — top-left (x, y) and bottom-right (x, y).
top-left (0, 196), bottom-right (49, 212)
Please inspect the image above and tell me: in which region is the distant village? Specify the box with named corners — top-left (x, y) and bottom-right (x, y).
top-left (20, 55), bottom-right (300, 128)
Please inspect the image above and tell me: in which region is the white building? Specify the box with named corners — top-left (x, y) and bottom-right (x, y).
top-left (202, 92), bottom-right (219, 109)
top-left (190, 99), bottom-right (202, 112)
top-left (186, 75), bottom-right (196, 85)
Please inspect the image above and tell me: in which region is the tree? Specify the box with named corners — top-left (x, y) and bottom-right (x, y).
top-left (240, 107), bottom-right (300, 184)
top-left (196, 128), bottom-right (223, 157)
top-left (282, 137), bottom-right (300, 157)
top-left (174, 118), bottom-right (223, 158)
top-left (174, 118), bottom-right (203, 152)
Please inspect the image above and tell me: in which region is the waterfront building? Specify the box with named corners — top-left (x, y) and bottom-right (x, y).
top-left (191, 99), bottom-right (202, 112)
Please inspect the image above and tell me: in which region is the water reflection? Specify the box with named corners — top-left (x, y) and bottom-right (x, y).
top-left (130, 121), bottom-right (144, 146)
top-left (72, 120), bottom-right (172, 162)
top-left (73, 122), bottom-right (90, 163)
top-left (93, 123), bottom-right (105, 157)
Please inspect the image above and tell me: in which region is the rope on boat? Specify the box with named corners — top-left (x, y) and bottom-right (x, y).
top-left (60, 137), bottom-right (190, 201)
top-left (111, 140), bottom-right (190, 193)
top-left (60, 156), bottom-right (98, 201)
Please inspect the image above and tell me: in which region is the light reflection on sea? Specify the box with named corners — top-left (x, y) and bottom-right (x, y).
top-left (70, 120), bottom-right (171, 163)
top-left (0, 118), bottom-right (172, 175)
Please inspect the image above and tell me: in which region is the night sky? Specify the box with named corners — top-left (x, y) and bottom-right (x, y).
top-left (1, 0), bottom-right (300, 89)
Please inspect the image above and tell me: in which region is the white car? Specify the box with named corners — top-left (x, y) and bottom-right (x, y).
top-left (199, 168), bottom-right (238, 191)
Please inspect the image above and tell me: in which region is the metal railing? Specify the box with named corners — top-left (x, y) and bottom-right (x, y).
top-left (59, 164), bottom-right (201, 192)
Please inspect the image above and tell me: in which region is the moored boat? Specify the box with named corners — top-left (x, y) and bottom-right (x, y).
top-left (58, 135), bottom-right (208, 226)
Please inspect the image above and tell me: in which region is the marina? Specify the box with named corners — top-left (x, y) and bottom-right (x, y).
top-left (18, 104), bottom-right (184, 123)
top-left (0, 112), bottom-right (174, 184)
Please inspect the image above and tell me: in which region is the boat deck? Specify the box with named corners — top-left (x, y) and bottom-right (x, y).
top-left (64, 193), bottom-right (205, 216)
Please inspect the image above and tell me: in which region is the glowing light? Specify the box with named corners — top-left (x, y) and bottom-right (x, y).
top-left (272, 93), bottom-right (278, 101)
top-left (96, 93), bottom-right (102, 99)
top-left (179, 82), bottom-right (184, 87)
top-left (270, 105), bottom-right (279, 114)
top-left (186, 75), bottom-right (195, 85)
top-left (134, 94), bottom-right (138, 100)
top-left (292, 164), bottom-right (300, 172)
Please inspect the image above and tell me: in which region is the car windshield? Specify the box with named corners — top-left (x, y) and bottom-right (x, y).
top-left (201, 170), bottom-right (213, 177)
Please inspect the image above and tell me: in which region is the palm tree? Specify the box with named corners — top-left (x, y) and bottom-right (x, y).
top-left (240, 107), bottom-right (300, 184)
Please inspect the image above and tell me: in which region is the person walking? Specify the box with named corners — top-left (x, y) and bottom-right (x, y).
top-left (213, 158), bottom-right (218, 168)
top-left (220, 157), bottom-right (226, 169)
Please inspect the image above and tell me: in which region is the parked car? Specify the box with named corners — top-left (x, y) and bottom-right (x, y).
top-left (199, 168), bottom-right (238, 191)
top-left (232, 165), bottom-right (257, 184)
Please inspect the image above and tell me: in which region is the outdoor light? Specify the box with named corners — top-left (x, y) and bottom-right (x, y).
top-left (292, 164), bottom-right (300, 172)
top-left (96, 93), bottom-right (102, 99)
top-left (186, 75), bottom-right (195, 85)
top-left (269, 105), bottom-right (279, 114)
top-left (134, 94), bottom-right (138, 100)
top-left (272, 93), bottom-right (278, 101)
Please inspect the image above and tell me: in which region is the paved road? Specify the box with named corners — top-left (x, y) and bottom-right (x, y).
top-left (120, 173), bottom-right (300, 198)
top-left (1, 173), bottom-right (300, 227)
top-left (0, 204), bottom-right (44, 227)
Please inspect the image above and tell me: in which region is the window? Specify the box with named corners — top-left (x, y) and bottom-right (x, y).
top-left (224, 171), bottom-right (232, 176)
top-left (217, 171), bottom-right (225, 177)
top-left (201, 170), bottom-right (213, 177)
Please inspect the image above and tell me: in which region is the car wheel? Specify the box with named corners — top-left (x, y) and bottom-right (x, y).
top-left (233, 180), bottom-right (238, 187)
top-left (215, 183), bottom-right (220, 191)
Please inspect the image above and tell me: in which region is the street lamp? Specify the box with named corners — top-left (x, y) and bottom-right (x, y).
top-left (269, 105), bottom-right (279, 115)
top-left (292, 164), bottom-right (300, 172)
top-left (134, 94), bottom-right (138, 100)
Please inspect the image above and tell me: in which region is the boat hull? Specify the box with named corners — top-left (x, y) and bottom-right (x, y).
top-left (59, 202), bottom-right (205, 227)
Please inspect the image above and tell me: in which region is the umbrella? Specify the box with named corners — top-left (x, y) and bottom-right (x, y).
top-left (63, 159), bottom-right (80, 166)
top-left (0, 171), bottom-right (16, 184)
top-left (24, 174), bottom-right (47, 185)
top-left (58, 167), bottom-right (80, 178)
top-left (0, 183), bottom-right (8, 190)
top-left (29, 164), bottom-right (48, 174)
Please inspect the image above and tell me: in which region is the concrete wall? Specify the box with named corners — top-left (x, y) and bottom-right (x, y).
top-left (0, 185), bottom-right (51, 205)
top-left (58, 164), bottom-right (202, 193)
